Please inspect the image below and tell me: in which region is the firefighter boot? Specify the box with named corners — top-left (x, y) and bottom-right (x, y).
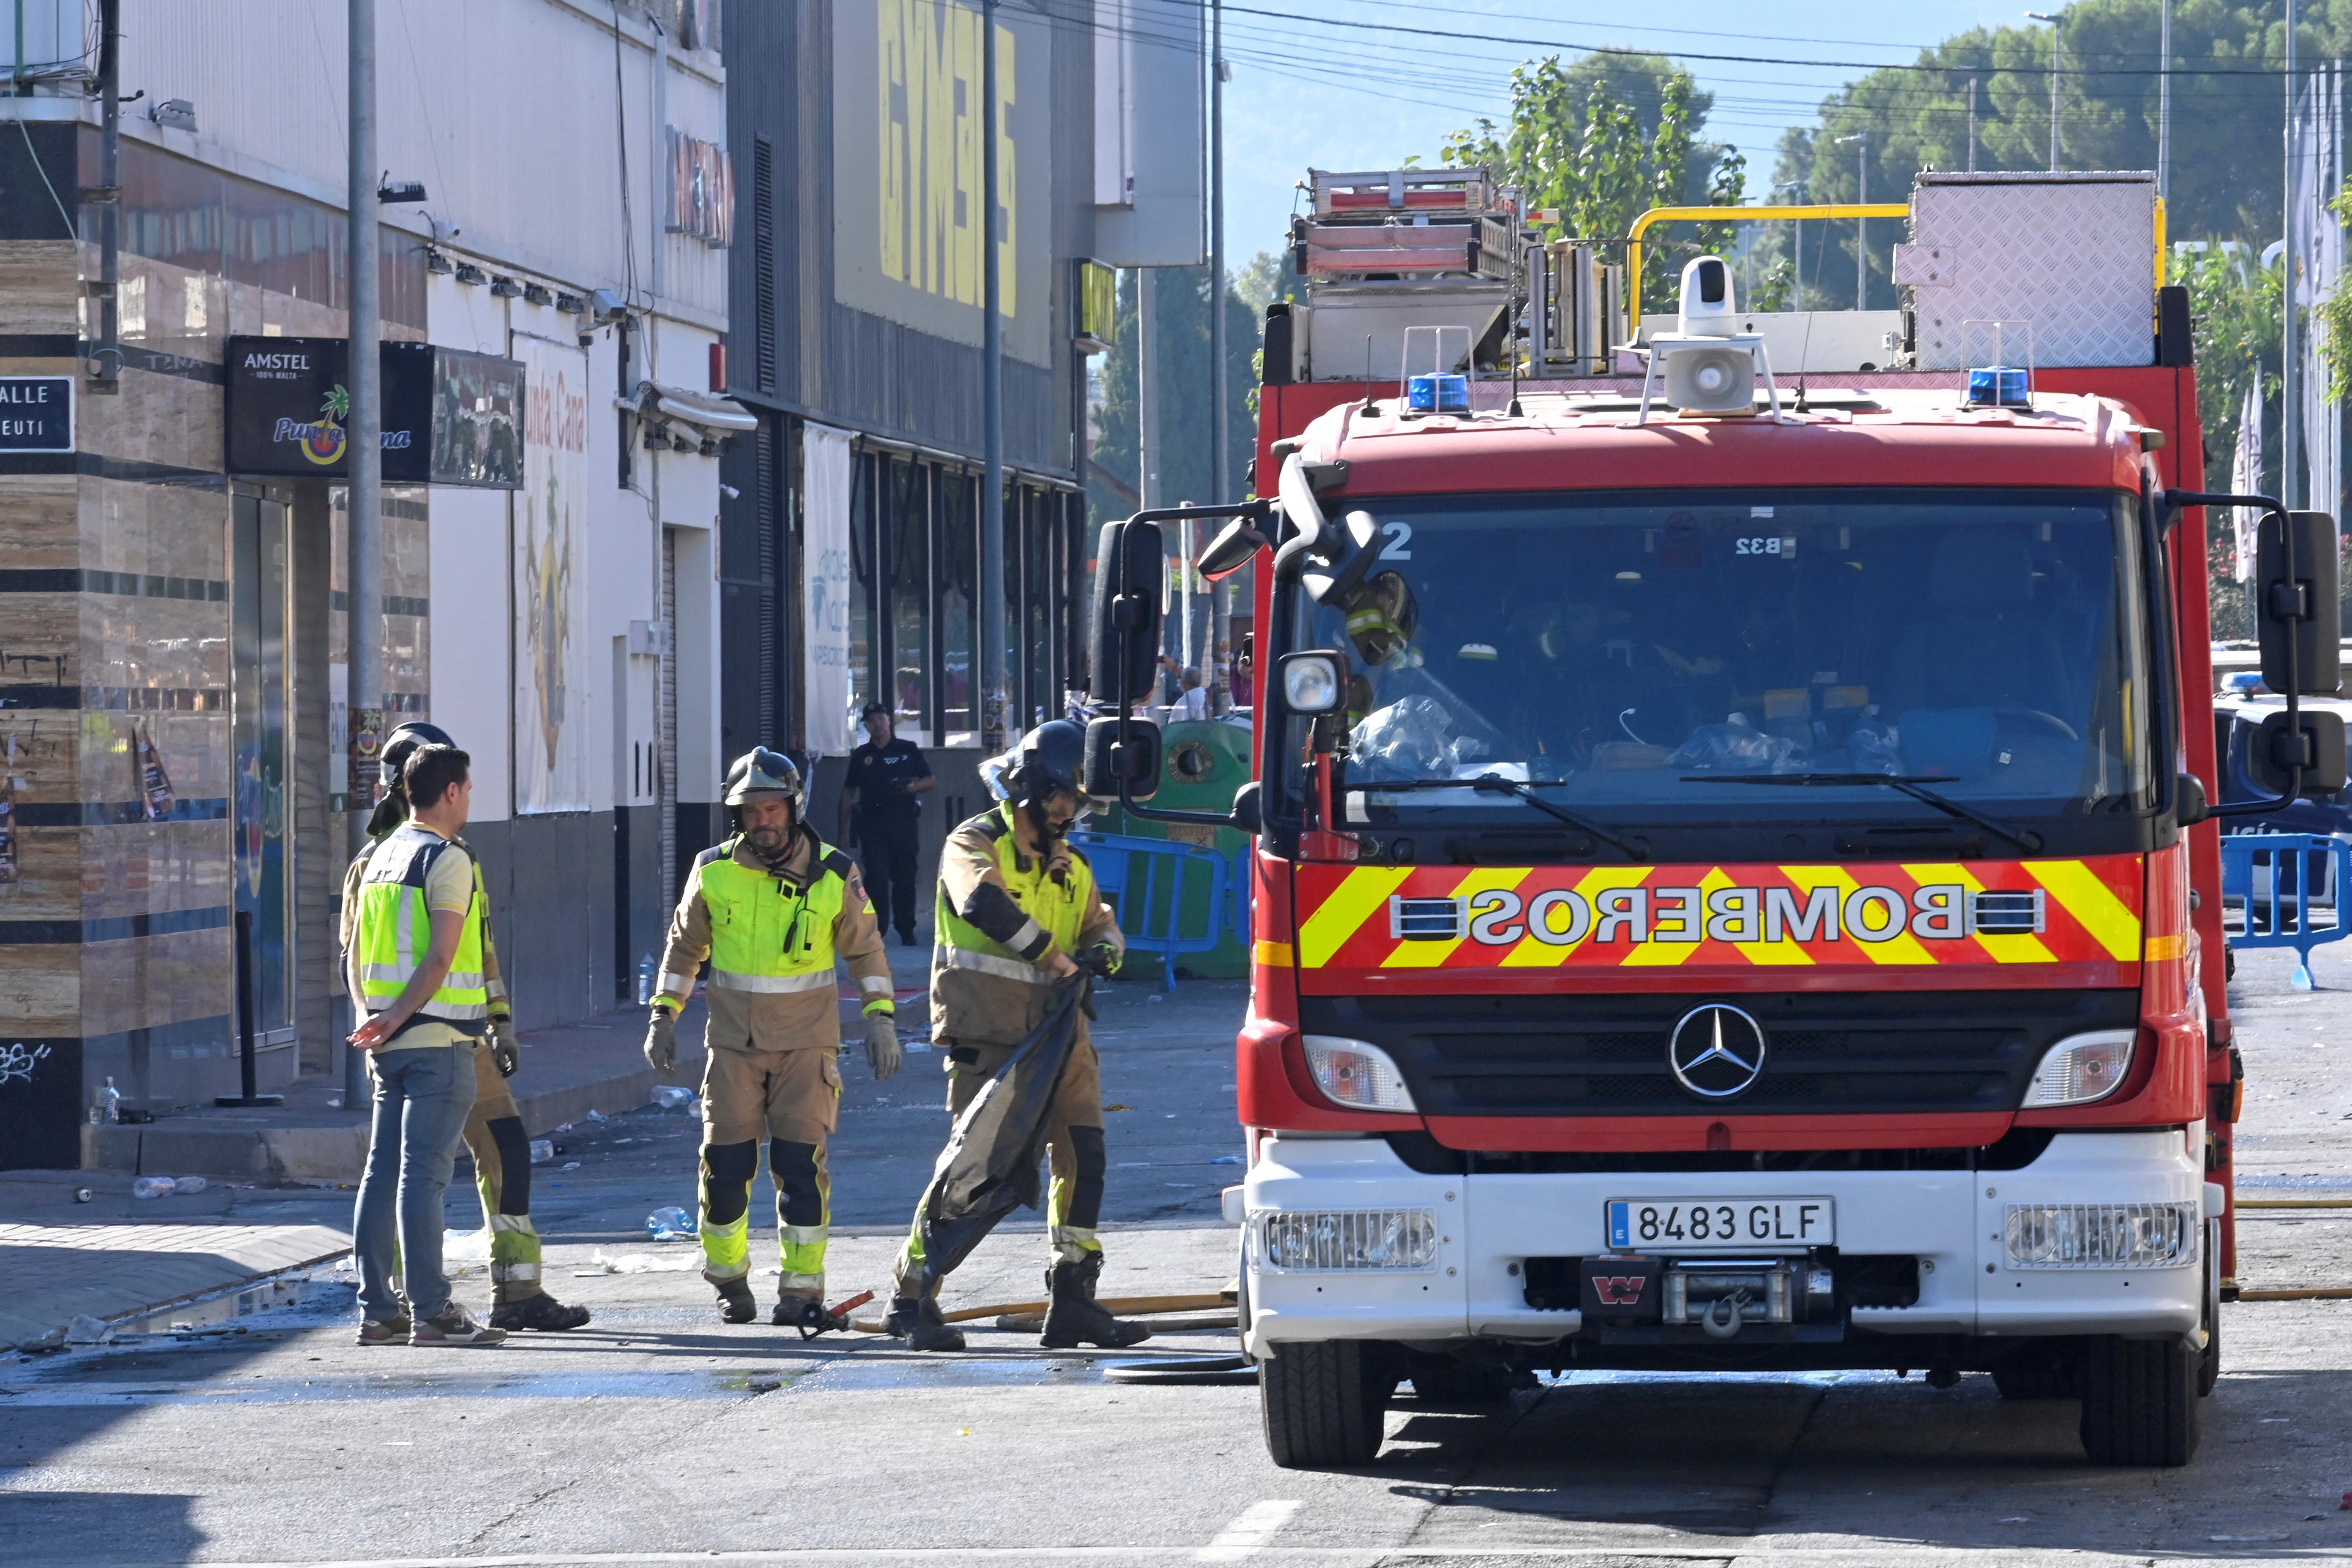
top-left (1040, 1253), bottom-right (1150, 1350)
top-left (713, 1277), bottom-right (759, 1325)
top-left (490, 1291), bottom-right (591, 1332)
top-left (883, 1293), bottom-right (966, 1352)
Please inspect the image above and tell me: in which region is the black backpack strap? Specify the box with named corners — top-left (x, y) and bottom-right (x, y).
top-left (818, 847), bottom-right (855, 882)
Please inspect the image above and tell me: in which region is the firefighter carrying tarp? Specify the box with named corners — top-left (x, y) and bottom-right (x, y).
top-left (883, 720), bottom-right (1148, 1352)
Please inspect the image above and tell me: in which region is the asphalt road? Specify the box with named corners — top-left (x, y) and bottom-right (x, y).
top-left (2, 964), bottom-right (2350, 1568)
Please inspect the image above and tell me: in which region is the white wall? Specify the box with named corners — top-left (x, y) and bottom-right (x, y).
top-left (119, 0), bottom-right (728, 327)
top-left (426, 485), bottom-right (513, 821)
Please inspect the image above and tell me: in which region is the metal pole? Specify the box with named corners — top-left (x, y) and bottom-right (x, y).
top-left (1968, 77), bottom-right (1979, 174)
top-left (2051, 19), bottom-right (2062, 171)
top-left (2157, 1), bottom-right (2172, 201)
top-left (348, 0), bottom-right (382, 862)
top-left (92, 0), bottom-right (120, 394)
top-left (2285, 0), bottom-right (2301, 510)
top-left (1209, 0), bottom-right (1232, 708)
top-left (980, 0), bottom-right (1008, 748)
top-left (1834, 135), bottom-right (1867, 310)
top-left (1137, 267), bottom-right (1163, 691)
top-left (1773, 179), bottom-right (1805, 308)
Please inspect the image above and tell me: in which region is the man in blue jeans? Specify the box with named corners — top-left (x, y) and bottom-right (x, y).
top-left (347, 743), bottom-right (505, 1346)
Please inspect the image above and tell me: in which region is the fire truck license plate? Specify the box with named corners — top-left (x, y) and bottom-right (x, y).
top-left (1606, 1198), bottom-right (1835, 1250)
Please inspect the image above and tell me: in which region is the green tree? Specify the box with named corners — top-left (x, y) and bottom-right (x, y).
top-left (1439, 53), bottom-right (1745, 297)
top-left (2183, 242), bottom-right (2282, 636)
top-left (1089, 266), bottom-right (1260, 526)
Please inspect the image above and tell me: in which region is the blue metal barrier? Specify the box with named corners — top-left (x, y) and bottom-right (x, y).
top-left (1071, 831), bottom-right (1244, 991)
top-left (2219, 831), bottom-right (2352, 989)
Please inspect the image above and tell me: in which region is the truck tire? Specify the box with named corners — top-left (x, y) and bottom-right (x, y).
top-left (1409, 1360), bottom-right (1519, 1407)
top-left (2079, 1336), bottom-right (2200, 1467)
top-left (1260, 1341), bottom-right (1389, 1468)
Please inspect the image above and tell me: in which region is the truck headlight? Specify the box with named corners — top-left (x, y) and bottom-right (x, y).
top-left (1255, 1208), bottom-right (1439, 1271)
top-left (2003, 1202), bottom-right (2198, 1269)
top-left (1301, 1034), bottom-right (1416, 1112)
top-left (2021, 1029), bottom-right (2135, 1108)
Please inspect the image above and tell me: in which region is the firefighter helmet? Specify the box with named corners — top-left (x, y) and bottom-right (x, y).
top-left (723, 747), bottom-right (806, 812)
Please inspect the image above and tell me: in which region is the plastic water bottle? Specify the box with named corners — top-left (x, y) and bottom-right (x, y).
top-left (652, 1086), bottom-right (694, 1110)
top-left (528, 1139), bottom-right (553, 1165)
top-left (96, 1077), bottom-right (121, 1125)
top-left (132, 1176), bottom-right (176, 1199)
top-left (636, 954), bottom-right (656, 1007)
top-left (172, 1175), bottom-right (206, 1195)
top-left (645, 1205), bottom-right (696, 1240)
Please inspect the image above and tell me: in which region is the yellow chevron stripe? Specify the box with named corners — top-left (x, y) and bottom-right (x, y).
top-left (1253, 940), bottom-right (1295, 967)
top-left (1781, 864), bottom-right (1937, 964)
top-left (1298, 866), bottom-right (1413, 968)
top-left (1620, 866), bottom-right (1735, 966)
top-left (2026, 858), bottom-right (2140, 961)
top-left (1498, 866), bottom-right (1654, 966)
top-left (1381, 867), bottom-right (1529, 968)
top-left (1903, 861), bottom-right (2054, 964)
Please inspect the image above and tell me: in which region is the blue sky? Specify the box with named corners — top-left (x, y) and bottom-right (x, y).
top-left (1216, 0), bottom-right (2026, 267)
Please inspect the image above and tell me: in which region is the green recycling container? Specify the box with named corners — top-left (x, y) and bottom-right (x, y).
top-left (1097, 717), bottom-right (1253, 978)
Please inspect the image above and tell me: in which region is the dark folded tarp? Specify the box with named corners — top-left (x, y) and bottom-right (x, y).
top-left (905, 978), bottom-right (1088, 1296)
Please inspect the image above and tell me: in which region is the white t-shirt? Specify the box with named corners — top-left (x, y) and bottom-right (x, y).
top-left (1174, 686), bottom-right (1209, 721)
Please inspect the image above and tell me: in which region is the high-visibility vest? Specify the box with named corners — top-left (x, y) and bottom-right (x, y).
top-left (933, 804), bottom-right (1097, 985)
top-left (693, 836), bottom-right (857, 994)
top-left (354, 824), bottom-right (490, 1023)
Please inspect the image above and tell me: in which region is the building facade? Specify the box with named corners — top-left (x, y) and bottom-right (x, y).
top-left (0, 0), bottom-right (735, 1167)
top-left (718, 0), bottom-right (1111, 844)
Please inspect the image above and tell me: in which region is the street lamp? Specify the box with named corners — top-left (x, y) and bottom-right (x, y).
top-left (1834, 135), bottom-right (1868, 310)
top-left (1774, 178), bottom-right (1808, 309)
top-left (2027, 11), bottom-right (2063, 172)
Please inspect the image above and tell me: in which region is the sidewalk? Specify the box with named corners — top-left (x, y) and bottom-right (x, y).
top-left (0, 938), bottom-right (950, 1349)
top-left (74, 938), bottom-right (935, 1184)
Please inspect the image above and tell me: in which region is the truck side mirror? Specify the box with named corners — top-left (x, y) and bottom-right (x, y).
top-left (1228, 780), bottom-right (1262, 836)
top-left (1089, 519), bottom-right (1164, 705)
top-left (1082, 716), bottom-right (1161, 801)
top-left (2253, 708), bottom-right (2350, 797)
top-left (1198, 516), bottom-right (1271, 580)
top-left (2175, 770), bottom-right (2209, 825)
top-left (2256, 509), bottom-right (2342, 696)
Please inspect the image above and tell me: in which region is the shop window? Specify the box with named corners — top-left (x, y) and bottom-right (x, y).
top-left (887, 457), bottom-right (931, 741)
top-left (938, 471), bottom-right (979, 746)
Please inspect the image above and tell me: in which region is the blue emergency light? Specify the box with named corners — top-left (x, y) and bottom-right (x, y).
top-left (1406, 373), bottom-right (1469, 413)
top-left (1967, 365), bottom-right (2030, 408)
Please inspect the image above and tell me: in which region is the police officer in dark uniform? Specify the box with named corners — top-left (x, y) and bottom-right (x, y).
top-left (837, 701), bottom-right (934, 947)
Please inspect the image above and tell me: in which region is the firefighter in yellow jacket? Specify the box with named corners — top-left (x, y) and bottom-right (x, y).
top-left (884, 719), bottom-right (1145, 1352)
top-left (643, 749), bottom-right (900, 1327)
top-left (339, 722), bottom-right (590, 1334)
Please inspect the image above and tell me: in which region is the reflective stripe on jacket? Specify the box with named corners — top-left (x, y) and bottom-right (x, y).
top-left (353, 824), bottom-right (490, 1024)
top-left (655, 830), bottom-right (894, 1053)
top-left (931, 804), bottom-right (1122, 1048)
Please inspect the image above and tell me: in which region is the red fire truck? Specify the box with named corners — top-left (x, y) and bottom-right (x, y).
top-left (1086, 169), bottom-right (2343, 1470)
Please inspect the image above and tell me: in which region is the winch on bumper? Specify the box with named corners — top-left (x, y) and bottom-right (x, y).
top-left (1236, 1129), bottom-right (2215, 1361)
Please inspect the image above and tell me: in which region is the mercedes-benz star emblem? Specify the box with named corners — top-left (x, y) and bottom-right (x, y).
top-left (1668, 1004), bottom-right (1768, 1100)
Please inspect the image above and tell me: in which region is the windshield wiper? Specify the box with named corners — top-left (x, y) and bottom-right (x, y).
top-left (1342, 774), bottom-right (1648, 860)
top-left (1681, 772), bottom-right (2044, 854)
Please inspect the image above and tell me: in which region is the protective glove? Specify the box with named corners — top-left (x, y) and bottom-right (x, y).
top-left (1078, 942), bottom-right (1120, 979)
top-left (643, 1007), bottom-right (678, 1075)
top-left (864, 1011), bottom-right (902, 1081)
top-left (488, 1016), bottom-right (520, 1078)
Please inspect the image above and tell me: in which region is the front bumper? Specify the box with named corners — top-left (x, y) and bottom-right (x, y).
top-left (1240, 1128), bottom-right (2209, 1358)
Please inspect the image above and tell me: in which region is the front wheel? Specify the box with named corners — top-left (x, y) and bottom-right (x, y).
top-left (2079, 1336), bottom-right (2200, 1467)
top-left (1261, 1341), bottom-right (1390, 1468)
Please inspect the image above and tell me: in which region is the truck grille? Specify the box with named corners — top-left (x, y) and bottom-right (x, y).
top-left (1299, 988), bottom-right (2140, 1118)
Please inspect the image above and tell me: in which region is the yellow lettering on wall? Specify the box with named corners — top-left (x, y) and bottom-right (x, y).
top-left (874, 0), bottom-right (1014, 318)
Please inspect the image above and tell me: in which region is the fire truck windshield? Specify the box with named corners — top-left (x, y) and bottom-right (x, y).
top-left (1285, 487), bottom-right (2154, 832)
